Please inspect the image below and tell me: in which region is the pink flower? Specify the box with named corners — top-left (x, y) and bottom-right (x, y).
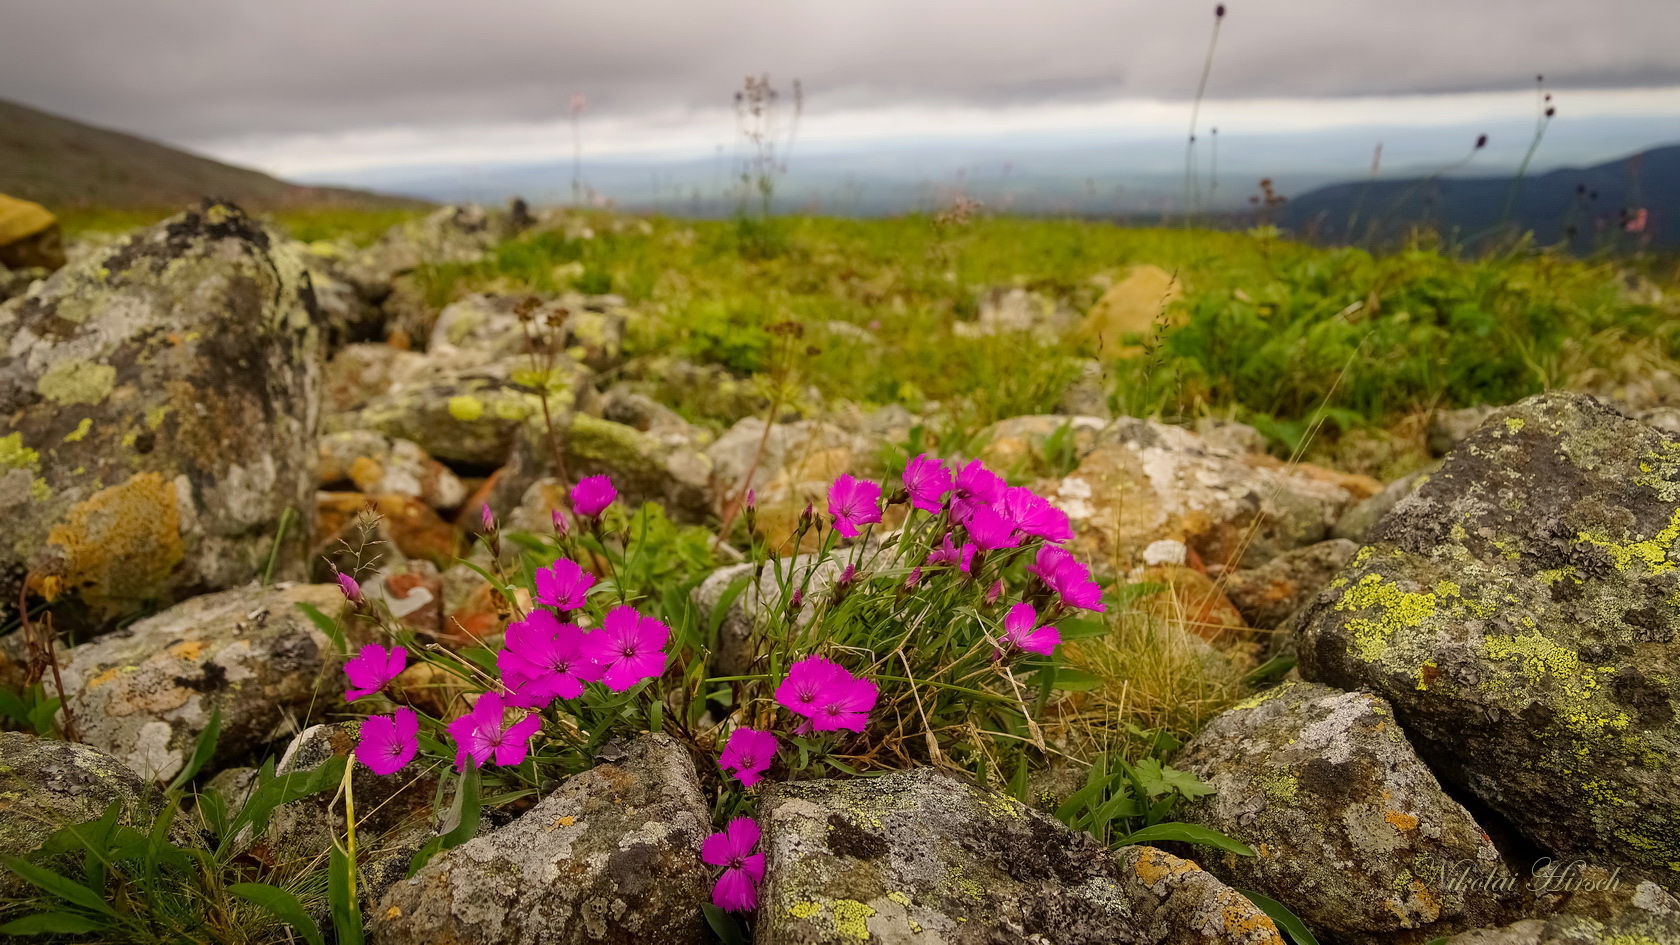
top-left (585, 605), bottom-right (669, 691)
top-left (571, 475), bottom-right (617, 518)
top-left (827, 475), bottom-right (882, 538)
top-left (999, 486), bottom-right (1073, 543)
top-left (775, 656), bottom-right (877, 732)
top-left (905, 566), bottom-right (923, 588)
top-left (964, 505), bottom-right (1021, 551)
top-left (811, 675), bottom-right (879, 733)
top-left (356, 706), bottom-right (418, 776)
top-left (499, 610), bottom-right (601, 706)
top-left (986, 580), bottom-right (1004, 605)
top-left (926, 532), bottom-right (975, 572)
top-left (718, 728), bottom-right (778, 787)
top-left (447, 691), bottom-right (542, 771)
top-left (551, 509), bottom-right (568, 535)
top-left (534, 558), bottom-right (594, 611)
top-left (344, 644), bottom-right (406, 701)
top-left (702, 817), bottom-right (765, 913)
top-left (1029, 546), bottom-right (1106, 612)
top-left (1001, 602), bottom-right (1061, 656)
top-left (902, 454), bottom-right (953, 513)
top-left (336, 571), bottom-right (362, 603)
top-left (951, 459), bottom-right (1005, 523)
top-left (480, 502), bottom-right (496, 532)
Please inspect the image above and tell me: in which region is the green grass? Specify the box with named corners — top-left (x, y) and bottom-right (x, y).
top-left (394, 211), bottom-right (1677, 455)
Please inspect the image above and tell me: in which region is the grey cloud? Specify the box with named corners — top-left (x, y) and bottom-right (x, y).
top-left (3, 0), bottom-right (1677, 147)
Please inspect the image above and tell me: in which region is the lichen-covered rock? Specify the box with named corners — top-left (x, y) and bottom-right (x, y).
top-left (1296, 392), bottom-right (1680, 886)
top-left (1332, 462), bottom-right (1440, 542)
top-left (328, 354), bottom-right (588, 468)
top-left (0, 732), bottom-right (165, 900)
top-left (490, 414), bottom-right (713, 526)
top-left (318, 430), bottom-right (468, 511)
top-left (323, 342), bottom-right (429, 413)
top-left (373, 733), bottom-right (711, 945)
top-left (0, 201), bottom-right (320, 632)
top-left (974, 414), bottom-right (1106, 477)
top-left (57, 583), bottom-right (343, 782)
top-left (1175, 681), bottom-right (1520, 943)
top-left (252, 721), bottom-right (450, 914)
top-left (705, 417), bottom-right (891, 547)
top-left (428, 292), bottom-right (627, 370)
top-left (1135, 565), bottom-right (1251, 646)
top-left (1112, 846), bottom-right (1286, 945)
top-left (1223, 539), bottom-right (1359, 632)
top-left (1444, 905), bottom-right (1680, 945)
top-left (1053, 419), bottom-right (1372, 574)
top-left (756, 766), bottom-right (1280, 945)
top-left (1429, 406), bottom-right (1499, 456)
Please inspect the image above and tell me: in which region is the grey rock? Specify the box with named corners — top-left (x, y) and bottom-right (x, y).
top-left (1332, 462), bottom-right (1441, 542)
top-left (1192, 418), bottom-right (1270, 457)
top-left (1223, 539), bottom-right (1359, 632)
top-left (1112, 845), bottom-right (1288, 945)
top-left (1175, 681), bottom-right (1520, 943)
top-left (322, 342), bottom-right (429, 414)
top-left (0, 200), bottom-right (320, 633)
top-left (1296, 392), bottom-right (1680, 885)
top-left (0, 732), bottom-right (169, 900)
top-left (57, 583), bottom-right (344, 782)
top-left (318, 430), bottom-right (468, 511)
top-left (1428, 405), bottom-right (1498, 456)
top-left (756, 766), bottom-right (1282, 944)
top-left (1444, 906), bottom-right (1680, 944)
top-left (373, 733), bottom-right (711, 945)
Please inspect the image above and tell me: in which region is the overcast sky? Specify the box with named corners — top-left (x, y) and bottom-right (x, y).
top-left (4, 0), bottom-right (1679, 179)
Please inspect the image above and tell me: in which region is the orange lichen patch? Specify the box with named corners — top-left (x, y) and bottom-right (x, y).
top-left (1132, 846), bottom-right (1204, 885)
top-left (1385, 810), bottom-right (1421, 832)
top-left (348, 455), bottom-right (386, 493)
top-left (84, 666), bottom-right (126, 691)
top-left (1218, 891), bottom-right (1285, 942)
top-left (39, 471), bottom-right (182, 617)
top-left (170, 640), bottom-right (206, 661)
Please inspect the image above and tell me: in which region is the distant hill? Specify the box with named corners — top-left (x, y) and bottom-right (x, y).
top-left (0, 98), bottom-right (428, 213)
top-left (1279, 145), bottom-right (1678, 251)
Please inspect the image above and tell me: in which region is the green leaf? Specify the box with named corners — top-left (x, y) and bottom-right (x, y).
top-left (296, 601), bottom-right (349, 656)
top-left (707, 574), bottom-right (753, 646)
top-left (228, 882), bottom-right (326, 945)
top-left (701, 903), bottom-right (749, 945)
top-left (0, 911), bottom-right (109, 935)
top-left (410, 765), bottom-right (481, 877)
top-left (1049, 668), bottom-right (1104, 692)
top-left (0, 856), bottom-right (120, 918)
top-left (167, 708), bottom-right (222, 792)
top-left (1130, 759), bottom-right (1215, 802)
top-left (328, 842), bottom-right (364, 945)
top-left (227, 756), bottom-right (347, 841)
top-left (1238, 889), bottom-right (1321, 945)
top-left (1117, 822), bottom-right (1255, 857)
top-left (27, 696), bottom-right (61, 736)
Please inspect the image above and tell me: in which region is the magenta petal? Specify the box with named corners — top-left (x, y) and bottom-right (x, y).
top-left (701, 830), bottom-right (733, 867)
top-left (712, 867), bottom-right (758, 912)
top-left (494, 712), bottom-right (543, 766)
top-left (740, 851), bottom-right (766, 885)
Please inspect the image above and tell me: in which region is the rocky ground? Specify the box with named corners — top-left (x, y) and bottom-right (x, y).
top-left (2, 200), bottom-right (1677, 944)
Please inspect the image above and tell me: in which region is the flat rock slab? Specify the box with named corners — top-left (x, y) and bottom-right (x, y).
top-left (58, 582), bottom-right (343, 783)
top-left (374, 733), bottom-right (712, 945)
top-left (755, 766), bottom-right (1281, 945)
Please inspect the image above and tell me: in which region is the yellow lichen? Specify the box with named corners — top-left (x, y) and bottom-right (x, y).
top-left (145, 405), bottom-right (171, 431)
top-left (0, 432), bottom-right (41, 470)
top-left (1505, 418), bottom-right (1526, 433)
top-left (63, 418), bottom-right (93, 443)
top-left (1484, 631), bottom-right (1630, 745)
top-left (36, 359), bottom-right (117, 406)
top-left (40, 472), bottom-right (183, 615)
top-left (832, 900), bottom-right (876, 941)
top-left (1335, 574), bottom-right (1440, 663)
top-left (788, 901), bottom-right (822, 920)
top-left (447, 395), bottom-right (485, 421)
top-left (887, 891), bottom-right (912, 907)
top-left (1577, 506), bottom-right (1680, 575)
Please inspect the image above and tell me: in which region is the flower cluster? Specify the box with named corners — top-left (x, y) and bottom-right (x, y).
top-left (347, 477), bottom-right (673, 777)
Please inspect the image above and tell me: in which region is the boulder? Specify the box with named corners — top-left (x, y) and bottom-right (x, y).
top-left (0, 201), bottom-right (320, 632)
top-left (0, 732), bottom-right (165, 900)
top-left (429, 292), bottom-right (626, 370)
top-left (953, 286), bottom-right (1078, 341)
top-left (1444, 908), bottom-right (1680, 944)
top-left (322, 342), bottom-right (428, 413)
top-left (974, 413), bottom-right (1106, 478)
top-left (1428, 405), bottom-right (1498, 456)
top-left (1175, 681), bottom-right (1520, 943)
top-left (1222, 539), bottom-right (1359, 632)
top-left (0, 194), bottom-right (66, 271)
top-left (373, 734), bottom-right (712, 945)
top-left (57, 583), bottom-right (344, 782)
top-left (1113, 846), bottom-right (1288, 945)
top-left (1296, 393), bottom-right (1680, 886)
top-left (327, 354), bottom-right (588, 468)
top-left (755, 766), bottom-right (1281, 944)
top-left (1080, 264), bottom-right (1183, 359)
top-left (1053, 419), bottom-right (1371, 573)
